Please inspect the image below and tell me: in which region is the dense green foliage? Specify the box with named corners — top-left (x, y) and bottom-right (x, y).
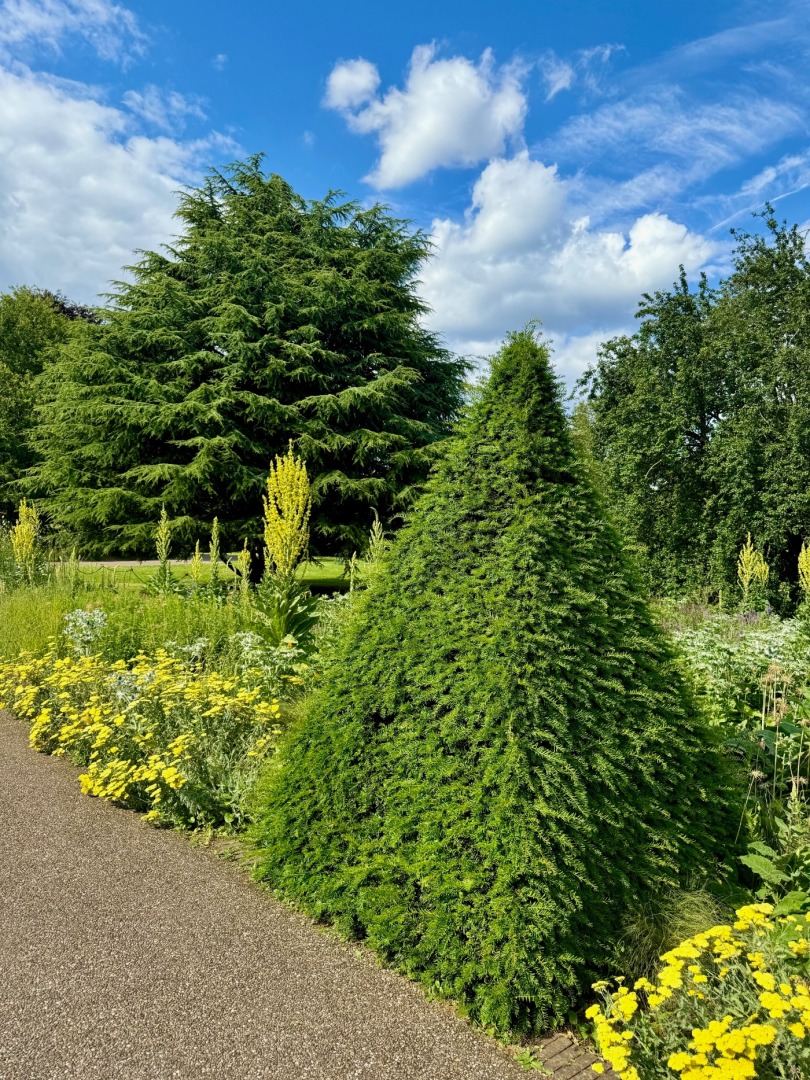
top-left (251, 329), bottom-right (740, 1034)
top-left (30, 157), bottom-right (466, 557)
top-left (583, 212), bottom-right (810, 599)
top-left (0, 287), bottom-right (94, 520)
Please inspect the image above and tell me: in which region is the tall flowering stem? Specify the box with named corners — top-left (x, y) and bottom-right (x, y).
top-left (10, 499), bottom-right (41, 585)
top-left (262, 442), bottom-right (311, 581)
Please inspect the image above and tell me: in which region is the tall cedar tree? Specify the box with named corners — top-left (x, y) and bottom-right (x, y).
top-left (584, 211), bottom-right (810, 597)
top-left (250, 329), bottom-right (739, 1034)
top-left (0, 287), bottom-right (95, 521)
top-left (31, 158), bottom-right (465, 556)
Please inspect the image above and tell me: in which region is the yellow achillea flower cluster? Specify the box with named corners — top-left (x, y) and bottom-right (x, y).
top-left (0, 647), bottom-right (283, 829)
top-left (588, 904), bottom-right (810, 1079)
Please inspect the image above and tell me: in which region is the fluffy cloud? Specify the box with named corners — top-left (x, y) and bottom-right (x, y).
top-left (325, 45), bottom-right (527, 188)
top-left (323, 57), bottom-right (379, 110)
top-left (0, 0), bottom-right (145, 63)
top-left (0, 65), bottom-right (235, 302)
top-left (420, 153), bottom-right (714, 381)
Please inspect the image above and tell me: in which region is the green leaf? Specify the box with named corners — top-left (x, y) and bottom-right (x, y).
top-left (740, 853), bottom-right (789, 884)
top-left (773, 891), bottom-right (810, 915)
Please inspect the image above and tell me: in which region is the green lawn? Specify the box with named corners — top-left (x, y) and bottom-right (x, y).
top-left (77, 556), bottom-right (349, 591)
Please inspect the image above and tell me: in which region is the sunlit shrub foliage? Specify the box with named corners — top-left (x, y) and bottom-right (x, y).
top-left (251, 328), bottom-right (741, 1035)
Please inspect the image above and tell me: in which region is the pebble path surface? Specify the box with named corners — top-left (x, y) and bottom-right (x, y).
top-left (0, 710), bottom-right (531, 1080)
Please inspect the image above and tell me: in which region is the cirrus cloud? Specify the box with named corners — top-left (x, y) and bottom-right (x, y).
top-left (0, 0), bottom-right (146, 63)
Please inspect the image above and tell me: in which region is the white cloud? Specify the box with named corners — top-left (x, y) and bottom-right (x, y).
top-left (420, 153), bottom-right (714, 382)
top-left (123, 85), bottom-right (206, 132)
top-left (325, 44), bottom-right (528, 189)
top-left (323, 57), bottom-right (380, 110)
top-left (0, 65), bottom-right (237, 302)
top-left (539, 53), bottom-right (575, 101)
top-left (538, 43), bottom-right (623, 103)
top-left (548, 91), bottom-right (801, 177)
top-left (211, 52), bottom-right (227, 71)
top-left (0, 0), bottom-right (145, 63)
top-left (660, 16), bottom-right (797, 72)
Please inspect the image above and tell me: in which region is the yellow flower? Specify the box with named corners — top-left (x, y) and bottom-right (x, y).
top-left (759, 991), bottom-right (791, 1019)
top-left (747, 1019), bottom-right (781, 1045)
top-left (615, 993), bottom-right (638, 1020)
top-left (789, 1022), bottom-right (806, 1039)
top-left (752, 971), bottom-right (776, 991)
top-left (659, 967), bottom-right (683, 989)
top-left (668, 1052), bottom-right (691, 1072)
top-left (591, 1065), bottom-right (604, 1075)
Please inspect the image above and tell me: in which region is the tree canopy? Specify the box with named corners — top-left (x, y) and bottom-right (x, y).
top-left (0, 287), bottom-right (95, 522)
top-left (31, 157), bottom-right (466, 556)
top-left (251, 328), bottom-right (738, 1034)
top-left (582, 211), bottom-right (810, 599)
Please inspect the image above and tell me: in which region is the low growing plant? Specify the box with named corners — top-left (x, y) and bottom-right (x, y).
top-left (0, 646), bottom-right (286, 829)
top-left (588, 903), bottom-right (810, 1080)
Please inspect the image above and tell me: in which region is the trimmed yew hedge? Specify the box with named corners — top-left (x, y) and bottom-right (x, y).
top-left (251, 329), bottom-right (740, 1034)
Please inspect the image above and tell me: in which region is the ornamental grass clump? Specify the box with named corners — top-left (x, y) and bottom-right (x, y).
top-left (588, 903), bottom-right (810, 1080)
top-left (250, 328), bottom-right (740, 1035)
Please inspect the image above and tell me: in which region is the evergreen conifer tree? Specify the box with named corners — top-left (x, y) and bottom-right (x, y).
top-left (251, 329), bottom-right (739, 1034)
top-left (30, 157), bottom-right (465, 555)
top-left (0, 287), bottom-right (94, 520)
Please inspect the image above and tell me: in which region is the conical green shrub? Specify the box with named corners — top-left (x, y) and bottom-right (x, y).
top-left (251, 329), bottom-right (740, 1034)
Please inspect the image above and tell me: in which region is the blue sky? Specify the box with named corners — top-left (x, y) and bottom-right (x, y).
top-left (1, 0), bottom-right (809, 379)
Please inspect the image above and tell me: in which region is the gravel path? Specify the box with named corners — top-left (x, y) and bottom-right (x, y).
top-left (0, 710), bottom-right (529, 1080)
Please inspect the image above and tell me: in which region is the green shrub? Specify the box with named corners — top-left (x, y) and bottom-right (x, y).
top-left (250, 329), bottom-right (741, 1035)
